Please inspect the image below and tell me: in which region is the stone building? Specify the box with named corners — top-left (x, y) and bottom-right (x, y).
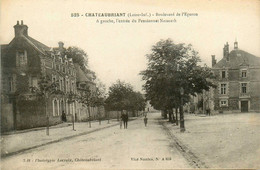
top-left (211, 41), bottom-right (260, 113)
top-left (1, 21), bottom-right (86, 131)
top-left (74, 63), bottom-right (104, 121)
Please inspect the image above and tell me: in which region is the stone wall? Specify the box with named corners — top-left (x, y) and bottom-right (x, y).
top-left (1, 103), bottom-right (14, 132)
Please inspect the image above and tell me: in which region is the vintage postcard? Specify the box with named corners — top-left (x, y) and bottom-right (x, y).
top-left (1, 0), bottom-right (260, 169)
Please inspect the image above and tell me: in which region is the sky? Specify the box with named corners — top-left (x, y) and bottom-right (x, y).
top-left (1, 0), bottom-right (260, 92)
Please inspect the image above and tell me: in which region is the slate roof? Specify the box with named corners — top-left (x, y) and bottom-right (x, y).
top-left (7, 35), bottom-right (51, 55)
top-left (1, 44), bottom-right (8, 50)
top-left (26, 36), bottom-right (50, 53)
top-left (74, 63), bottom-right (92, 82)
top-left (213, 49), bottom-right (260, 69)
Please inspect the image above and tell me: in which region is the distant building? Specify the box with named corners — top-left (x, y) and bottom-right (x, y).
top-left (145, 100), bottom-right (157, 112)
top-left (211, 41), bottom-right (260, 113)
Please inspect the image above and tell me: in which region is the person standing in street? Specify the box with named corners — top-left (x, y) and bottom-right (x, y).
top-left (144, 115), bottom-right (148, 127)
top-left (120, 112), bottom-right (123, 129)
top-left (123, 112), bottom-right (128, 129)
top-left (61, 111), bottom-right (67, 122)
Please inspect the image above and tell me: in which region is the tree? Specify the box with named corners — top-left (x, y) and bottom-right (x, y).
top-left (65, 46), bottom-right (96, 81)
top-left (105, 80), bottom-right (133, 112)
top-left (140, 39), bottom-right (215, 132)
top-left (78, 85), bottom-right (95, 128)
top-left (127, 91), bottom-right (146, 116)
top-left (31, 75), bottom-right (59, 135)
top-left (105, 80), bottom-right (145, 119)
top-left (90, 80), bottom-right (106, 124)
top-left (65, 46), bottom-right (88, 67)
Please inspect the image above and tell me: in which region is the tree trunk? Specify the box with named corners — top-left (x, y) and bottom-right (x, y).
top-left (45, 97), bottom-right (49, 135)
top-left (175, 107), bottom-right (178, 125)
top-left (168, 109), bottom-right (172, 122)
top-left (117, 111), bottom-right (119, 121)
top-left (163, 110), bottom-right (168, 119)
top-left (180, 97), bottom-right (185, 132)
top-left (106, 110), bottom-right (110, 124)
top-left (169, 109), bottom-right (176, 123)
top-left (98, 107), bottom-right (101, 125)
top-left (88, 106), bottom-right (91, 128)
top-left (13, 97), bottom-right (17, 131)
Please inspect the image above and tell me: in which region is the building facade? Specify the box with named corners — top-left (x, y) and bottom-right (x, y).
top-left (211, 41), bottom-right (260, 113)
top-left (1, 21), bottom-right (97, 132)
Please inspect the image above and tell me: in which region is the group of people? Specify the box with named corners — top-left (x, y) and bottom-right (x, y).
top-left (120, 111), bottom-right (149, 129)
top-left (62, 109), bottom-right (149, 128)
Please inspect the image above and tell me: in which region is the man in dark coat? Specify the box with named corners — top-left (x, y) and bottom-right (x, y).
top-left (123, 112), bottom-right (128, 129)
top-left (61, 111), bottom-right (67, 122)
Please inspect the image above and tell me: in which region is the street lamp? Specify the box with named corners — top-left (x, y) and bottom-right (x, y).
top-left (180, 87), bottom-right (185, 132)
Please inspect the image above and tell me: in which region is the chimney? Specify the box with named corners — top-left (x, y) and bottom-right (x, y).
top-left (226, 42), bottom-right (229, 53)
top-left (223, 42), bottom-right (230, 61)
top-left (211, 55), bottom-right (217, 67)
top-left (223, 45), bottom-right (226, 58)
top-left (13, 20), bottom-right (28, 37)
top-left (234, 40), bottom-right (238, 50)
top-left (226, 42), bottom-right (229, 61)
top-left (58, 41), bottom-right (64, 50)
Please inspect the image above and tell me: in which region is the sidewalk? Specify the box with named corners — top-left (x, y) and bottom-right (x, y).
top-left (1, 118), bottom-right (137, 158)
top-left (165, 112), bottom-right (260, 169)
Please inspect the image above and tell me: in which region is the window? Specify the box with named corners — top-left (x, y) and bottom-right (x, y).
top-left (66, 79), bottom-right (69, 93)
top-left (30, 77), bottom-right (38, 88)
top-left (16, 50), bottom-right (27, 66)
top-left (241, 83), bottom-right (247, 93)
top-left (242, 70), bottom-right (247, 78)
top-left (220, 100), bottom-right (228, 107)
top-left (222, 71), bottom-right (226, 78)
top-left (221, 101), bottom-right (226, 105)
top-left (52, 75), bottom-right (56, 83)
top-left (63, 78), bottom-right (66, 92)
top-left (71, 81), bottom-right (74, 93)
top-left (56, 64), bottom-right (60, 71)
top-left (53, 99), bottom-right (58, 116)
top-left (8, 77), bottom-right (14, 92)
top-left (60, 78), bottom-right (63, 91)
top-left (221, 84), bottom-right (226, 94)
top-left (45, 60), bottom-right (53, 68)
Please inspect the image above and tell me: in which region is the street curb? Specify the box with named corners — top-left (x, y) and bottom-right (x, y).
top-left (1, 119), bottom-right (121, 136)
top-left (1, 124), bottom-right (71, 136)
top-left (159, 120), bottom-right (209, 169)
top-left (1, 117), bottom-right (139, 159)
